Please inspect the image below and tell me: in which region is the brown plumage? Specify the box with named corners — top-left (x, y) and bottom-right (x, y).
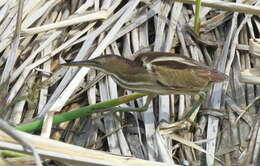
top-left (62, 52), bottom-right (227, 95)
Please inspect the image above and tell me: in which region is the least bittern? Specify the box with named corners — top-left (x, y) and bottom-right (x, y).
top-left (62, 52), bottom-right (226, 118)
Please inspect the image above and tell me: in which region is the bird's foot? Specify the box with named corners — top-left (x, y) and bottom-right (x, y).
top-left (91, 105), bottom-right (148, 114)
top-left (90, 106), bottom-right (148, 122)
top-left (159, 118), bottom-right (201, 133)
top-left (182, 118), bottom-right (201, 133)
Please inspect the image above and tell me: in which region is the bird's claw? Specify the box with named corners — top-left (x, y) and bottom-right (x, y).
top-left (183, 118), bottom-right (201, 132)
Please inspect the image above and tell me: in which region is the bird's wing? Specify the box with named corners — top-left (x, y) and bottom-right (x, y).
top-left (135, 52), bottom-right (226, 89)
top-left (134, 52), bottom-right (207, 69)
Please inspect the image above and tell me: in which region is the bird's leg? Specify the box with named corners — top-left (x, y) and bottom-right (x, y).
top-left (159, 92), bottom-right (206, 132)
top-left (109, 94), bottom-right (155, 113)
top-left (181, 91), bottom-right (206, 130)
top-left (91, 111), bottom-right (124, 123)
top-left (182, 91), bottom-right (206, 120)
top-left (91, 95), bottom-right (155, 121)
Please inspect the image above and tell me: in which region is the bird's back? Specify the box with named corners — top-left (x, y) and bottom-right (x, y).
top-left (133, 52), bottom-right (227, 93)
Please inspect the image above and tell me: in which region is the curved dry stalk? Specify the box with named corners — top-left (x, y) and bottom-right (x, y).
top-left (0, 119), bottom-right (42, 166)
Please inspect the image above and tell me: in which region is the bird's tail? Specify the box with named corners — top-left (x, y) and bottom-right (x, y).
top-left (210, 69), bottom-right (228, 82)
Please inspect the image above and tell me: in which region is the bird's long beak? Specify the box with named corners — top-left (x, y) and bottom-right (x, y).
top-left (61, 60), bottom-right (98, 67)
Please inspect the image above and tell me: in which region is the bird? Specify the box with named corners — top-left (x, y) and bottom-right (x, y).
top-left (61, 52), bottom-right (227, 116)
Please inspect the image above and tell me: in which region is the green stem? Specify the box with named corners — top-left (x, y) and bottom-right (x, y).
top-left (194, 0), bottom-right (201, 34)
top-left (16, 93), bottom-right (145, 132)
top-left (0, 150), bottom-right (30, 158)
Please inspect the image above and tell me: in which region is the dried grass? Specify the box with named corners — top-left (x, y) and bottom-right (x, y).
top-left (0, 0), bottom-right (260, 165)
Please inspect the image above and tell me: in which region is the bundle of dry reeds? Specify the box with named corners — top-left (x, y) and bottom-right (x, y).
top-left (0, 0), bottom-right (260, 165)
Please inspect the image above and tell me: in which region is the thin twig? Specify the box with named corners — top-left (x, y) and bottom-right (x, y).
top-left (235, 95), bottom-right (260, 124)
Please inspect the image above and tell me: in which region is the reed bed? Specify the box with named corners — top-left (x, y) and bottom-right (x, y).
top-left (0, 0), bottom-right (260, 165)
